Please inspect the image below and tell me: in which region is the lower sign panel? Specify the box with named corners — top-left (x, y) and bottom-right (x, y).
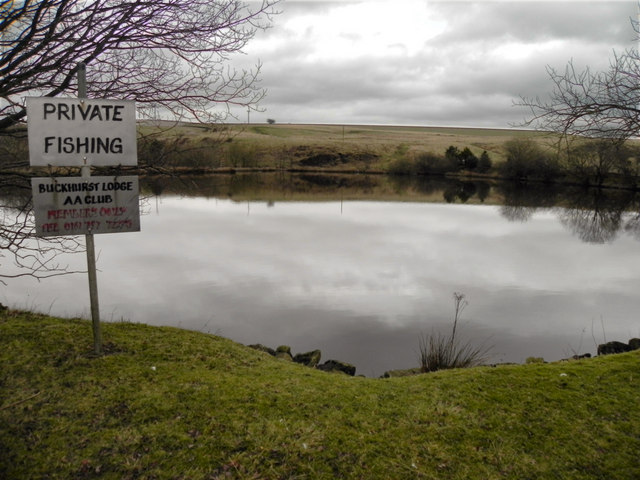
top-left (32, 176), bottom-right (140, 236)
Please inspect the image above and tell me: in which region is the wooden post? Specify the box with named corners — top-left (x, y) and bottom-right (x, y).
top-left (78, 62), bottom-right (102, 355)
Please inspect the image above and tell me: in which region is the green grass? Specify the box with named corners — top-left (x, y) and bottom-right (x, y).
top-left (2, 309), bottom-right (639, 479)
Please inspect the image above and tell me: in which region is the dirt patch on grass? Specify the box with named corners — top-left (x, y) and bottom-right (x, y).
top-left (296, 147), bottom-right (379, 167)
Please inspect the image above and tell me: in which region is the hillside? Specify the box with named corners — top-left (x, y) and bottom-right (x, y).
top-left (136, 122), bottom-right (552, 172)
top-left (1, 309), bottom-right (639, 479)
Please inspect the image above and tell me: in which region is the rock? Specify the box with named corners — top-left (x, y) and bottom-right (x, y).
top-left (248, 344), bottom-right (276, 356)
top-left (317, 359), bottom-right (356, 376)
top-left (571, 353), bottom-right (591, 360)
top-left (628, 338), bottom-right (640, 351)
top-left (293, 350), bottom-right (322, 368)
top-left (597, 341), bottom-right (631, 355)
top-left (275, 345), bottom-right (292, 361)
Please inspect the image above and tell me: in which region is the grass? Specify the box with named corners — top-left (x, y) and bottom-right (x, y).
top-left (1, 309), bottom-right (640, 479)
top-left (135, 122), bottom-right (556, 172)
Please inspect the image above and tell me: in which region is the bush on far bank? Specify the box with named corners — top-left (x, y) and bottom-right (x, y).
top-left (388, 146), bottom-right (492, 176)
top-left (387, 137), bottom-right (638, 190)
top-left (499, 137), bottom-right (561, 183)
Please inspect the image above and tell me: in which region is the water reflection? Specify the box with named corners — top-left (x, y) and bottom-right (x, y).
top-left (139, 173), bottom-right (640, 244)
top-left (3, 173), bottom-right (640, 377)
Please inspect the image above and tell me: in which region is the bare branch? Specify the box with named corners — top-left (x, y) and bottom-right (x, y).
top-left (1, 0), bottom-right (280, 130)
top-left (1, 0), bottom-right (280, 281)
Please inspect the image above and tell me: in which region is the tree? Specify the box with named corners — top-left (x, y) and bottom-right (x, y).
top-left (565, 139), bottom-right (632, 187)
top-left (0, 0), bottom-right (280, 282)
top-left (1, 181), bottom-right (83, 285)
top-left (477, 150), bottom-right (492, 173)
top-left (459, 147), bottom-right (478, 170)
top-left (444, 145), bottom-right (461, 170)
top-left (500, 137), bottom-right (559, 182)
top-left (518, 17), bottom-right (640, 141)
top-left (1, 0), bottom-right (280, 131)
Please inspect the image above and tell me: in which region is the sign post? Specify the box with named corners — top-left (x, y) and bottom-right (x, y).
top-left (78, 64), bottom-right (102, 355)
top-left (27, 63), bottom-right (139, 355)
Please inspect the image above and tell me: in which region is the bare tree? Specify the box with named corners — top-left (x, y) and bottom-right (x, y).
top-left (1, 179), bottom-right (84, 286)
top-left (0, 0), bottom-right (280, 283)
top-left (519, 37), bottom-right (640, 141)
top-left (1, 0), bottom-right (280, 130)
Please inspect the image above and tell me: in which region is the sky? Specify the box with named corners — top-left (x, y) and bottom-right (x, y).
top-left (230, 0), bottom-right (639, 128)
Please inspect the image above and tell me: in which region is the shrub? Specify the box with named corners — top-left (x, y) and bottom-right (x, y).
top-left (414, 152), bottom-right (453, 175)
top-left (227, 141), bottom-right (257, 167)
top-left (500, 138), bottom-right (559, 182)
top-left (526, 357), bottom-right (545, 364)
top-left (0, 133), bottom-right (29, 169)
top-left (418, 332), bottom-right (489, 372)
top-left (387, 157), bottom-right (415, 175)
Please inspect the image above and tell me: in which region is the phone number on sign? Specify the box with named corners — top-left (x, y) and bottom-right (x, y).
top-left (61, 219), bottom-right (134, 231)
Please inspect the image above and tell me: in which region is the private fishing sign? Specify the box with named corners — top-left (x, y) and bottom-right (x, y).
top-left (27, 97), bottom-right (137, 166)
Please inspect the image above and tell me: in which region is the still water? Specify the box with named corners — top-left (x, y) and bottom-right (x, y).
top-left (3, 175), bottom-right (640, 376)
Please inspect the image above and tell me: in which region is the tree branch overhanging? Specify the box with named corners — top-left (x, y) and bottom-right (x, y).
top-left (0, 0), bottom-right (280, 283)
top-left (1, 0), bottom-right (280, 131)
top-left (518, 43), bottom-right (640, 141)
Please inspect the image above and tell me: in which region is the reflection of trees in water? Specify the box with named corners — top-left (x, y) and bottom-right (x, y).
top-left (411, 176), bottom-right (453, 196)
top-left (497, 182), bottom-right (640, 244)
top-left (558, 188), bottom-right (635, 244)
top-left (499, 205), bottom-right (537, 222)
top-left (150, 173), bottom-right (496, 204)
top-left (496, 183), bottom-right (561, 223)
top-left (443, 182), bottom-right (477, 203)
top-left (557, 207), bottom-right (623, 243)
top-left (139, 173), bottom-right (640, 245)
top-left (624, 213), bottom-right (640, 240)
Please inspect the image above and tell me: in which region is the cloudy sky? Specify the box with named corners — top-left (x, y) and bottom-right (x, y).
top-left (231, 0), bottom-right (638, 128)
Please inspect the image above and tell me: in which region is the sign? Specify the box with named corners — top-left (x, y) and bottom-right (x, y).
top-left (27, 97), bottom-right (137, 166)
top-left (31, 176), bottom-right (140, 236)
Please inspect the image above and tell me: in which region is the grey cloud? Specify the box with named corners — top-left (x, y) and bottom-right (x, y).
top-left (431, 2), bottom-right (636, 45)
top-left (241, 1), bottom-right (640, 126)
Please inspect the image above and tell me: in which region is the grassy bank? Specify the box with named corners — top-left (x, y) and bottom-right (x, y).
top-left (135, 123), bottom-right (640, 190)
top-left (5, 122), bottom-right (639, 189)
top-left (1, 309), bottom-right (639, 479)
top-left (135, 122), bottom-right (546, 172)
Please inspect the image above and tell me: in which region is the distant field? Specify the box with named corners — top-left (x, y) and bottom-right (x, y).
top-left (231, 123), bottom-right (552, 163)
top-left (140, 121), bottom-right (557, 170)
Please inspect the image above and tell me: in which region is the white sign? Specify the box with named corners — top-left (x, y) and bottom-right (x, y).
top-left (27, 97), bottom-right (137, 166)
top-left (31, 176), bottom-right (140, 236)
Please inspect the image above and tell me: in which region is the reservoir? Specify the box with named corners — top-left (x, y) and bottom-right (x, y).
top-left (3, 174), bottom-right (640, 377)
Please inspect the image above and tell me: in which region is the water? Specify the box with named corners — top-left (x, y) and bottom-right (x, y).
top-left (3, 174), bottom-right (640, 377)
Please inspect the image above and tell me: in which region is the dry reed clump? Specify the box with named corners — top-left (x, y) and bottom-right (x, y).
top-left (418, 292), bottom-right (490, 372)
